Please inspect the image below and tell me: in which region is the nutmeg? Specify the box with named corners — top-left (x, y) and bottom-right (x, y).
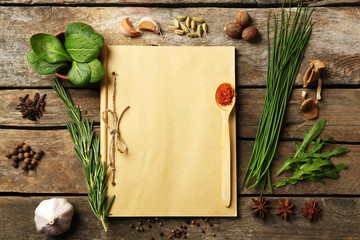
top-left (236, 10), bottom-right (250, 27)
top-left (224, 22), bottom-right (243, 38)
top-left (242, 26), bottom-right (259, 42)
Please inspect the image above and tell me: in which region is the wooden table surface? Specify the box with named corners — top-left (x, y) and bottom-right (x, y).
top-left (1, 0), bottom-right (360, 239)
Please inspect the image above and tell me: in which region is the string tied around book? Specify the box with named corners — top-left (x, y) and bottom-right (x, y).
top-left (101, 72), bottom-right (130, 186)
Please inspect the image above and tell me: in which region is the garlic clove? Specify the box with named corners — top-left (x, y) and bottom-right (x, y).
top-left (120, 17), bottom-right (142, 37)
top-left (136, 16), bottom-right (161, 34)
top-left (34, 198), bottom-right (74, 236)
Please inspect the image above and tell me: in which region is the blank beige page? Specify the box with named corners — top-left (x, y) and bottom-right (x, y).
top-left (100, 46), bottom-right (237, 216)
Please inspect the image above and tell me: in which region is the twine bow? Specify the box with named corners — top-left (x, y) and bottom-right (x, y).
top-left (101, 72), bottom-right (129, 186)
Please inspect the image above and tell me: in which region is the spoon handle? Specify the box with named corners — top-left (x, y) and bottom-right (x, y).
top-left (221, 112), bottom-right (231, 207)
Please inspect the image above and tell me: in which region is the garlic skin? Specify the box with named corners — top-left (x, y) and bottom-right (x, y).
top-left (34, 198), bottom-right (74, 236)
top-left (136, 16), bottom-right (161, 34)
top-left (120, 17), bottom-right (142, 37)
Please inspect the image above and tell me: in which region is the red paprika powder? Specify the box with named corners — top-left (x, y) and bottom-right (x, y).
top-left (216, 83), bottom-right (235, 106)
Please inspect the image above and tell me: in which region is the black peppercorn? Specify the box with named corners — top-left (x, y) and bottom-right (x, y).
top-left (18, 153), bottom-right (24, 160)
top-left (12, 162), bottom-right (19, 168)
top-left (31, 160), bottom-right (38, 166)
top-left (28, 164), bottom-right (34, 170)
top-left (159, 222), bottom-right (163, 226)
top-left (22, 145), bottom-right (30, 152)
top-left (29, 150), bottom-right (35, 157)
top-left (6, 153), bottom-right (11, 159)
top-left (21, 163), bottom-right (28, 171)
top-left (11, 155), bottom-right (19, 162)
top-left (24, 152), bottom-right (30, 158)
top-left (159, 232), bottom-right (164, 236)
top-left (11, 150), bottom-right (18, 155)
top-left (34, 154), bottom-right (41, 160)
top-left (24, 158), bottom-right (31, 164)
top-left (212, 233), bottom-right (216, 237)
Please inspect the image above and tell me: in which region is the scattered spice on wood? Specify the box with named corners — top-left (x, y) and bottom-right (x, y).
top-left (302, 201), bottom-right (321, 222)
top-left (216, 83), bottom-right (235, 106)
top-left (170, 225), bottom-right (188, 238)
top-left (5, 141), bottom-right (44, 172)
top-left (250, 194), bottom-right (270, 220)
top-left (274, 199), bottom-right (295, 221)
top-left (16, 93), bottom-right (46, 121)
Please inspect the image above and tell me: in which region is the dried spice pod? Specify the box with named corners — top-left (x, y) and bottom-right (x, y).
top-left (180, 23), bottom-right (189, 33)
top-left (224, 22), bottom-right (243, 38)
top-left (193, 17), bottom-right (204, 23)
top-left (168, 26), bottom-right (178, 31)
top-left (250, 194), bottom-right (270, 219)
top-left (274, 199), bottom-right (295, 221)
top-left (174, 19), bottom-right (180, 29)
top-left (236, 10), bottom-right (250, 27)
top-left (302, 201), bottom-right (321, 222)
top-left (202, 23), bottom-right (208, 33)
top-left (187, 33), bottom-right (199, 38)
top-left (185, 17), bottom-right (191, 28)
top-left (197, 24), bottom-right (203, 37)
top-left (175, 30), bottom-right (185, 35)
top-left (191, 20), bottom-right (196, 31)
top-left (242, 26), bottom-right (259, 42)
top-left (176, 15), bottom-right (187, 21)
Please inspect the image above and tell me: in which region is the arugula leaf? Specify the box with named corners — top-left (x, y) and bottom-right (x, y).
top-left (273, 119), bottom-right (349, 188)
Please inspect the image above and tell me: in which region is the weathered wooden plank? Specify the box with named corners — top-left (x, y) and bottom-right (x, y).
top-left (1, 88), bottom-right (359, 143)
top-left (0, 196), bottom-right (359, 239)
top-left (2, 0), bottom-right (359, 7)
top-left (0, 127), bottom-right (356, 194)
top-left (0, 7), bottom-right (359, 87)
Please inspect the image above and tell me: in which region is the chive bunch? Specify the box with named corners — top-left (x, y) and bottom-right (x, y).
top-left (242, 2), bottom-right (314, 192)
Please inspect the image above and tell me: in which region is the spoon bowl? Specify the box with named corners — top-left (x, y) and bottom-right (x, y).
top-left (215, 83), bottom-right (236, 208)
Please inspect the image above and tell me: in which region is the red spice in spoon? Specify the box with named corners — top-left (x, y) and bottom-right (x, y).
top-left (216, 83), bottom-right (235, 106)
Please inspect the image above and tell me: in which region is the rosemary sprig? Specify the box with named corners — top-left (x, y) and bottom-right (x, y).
top-left (52, 77), bottom-right (114, 231)
top-left (241, 1), bottom-right (314, 192)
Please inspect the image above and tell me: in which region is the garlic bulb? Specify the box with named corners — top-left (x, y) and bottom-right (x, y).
top-left (34, 198), bottom-right (74, 236)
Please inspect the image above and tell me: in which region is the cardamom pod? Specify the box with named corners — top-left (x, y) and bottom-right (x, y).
top-left (187, 33), bottom-right (199, 38)
top-left (180, 23), bottom-right (189, 33)
top-left (174, 19), bottom-right (180, 29)
top-left (193, 17), bottom-right (204, 23)
top-left (176, 15), bottom-right (187, 21)
top-left (197, 24), bottom-right (203, 37)
top-left (185, 17), bottom-right (191, 28)
top-left (168, 26), bottom-right (178, 31)
top-left (191, 20), bottom-right (196, 31)
top-left (175, 30), bottom-right (185, 35)
top-left (202, 23), bottom-right (208, 33)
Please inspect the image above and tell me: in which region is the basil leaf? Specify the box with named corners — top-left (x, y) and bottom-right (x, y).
top-left (68, 61), bottom-right (91, 86)
top-left (65, 22), bottom-right (94, 38)
top-left (65, 34), bottom-right (101, 63)
top-left (30, 33), bottom-right (72, 63)
top-left (89, 32), bottom-right (104, 48)
top-left (27, 50), bottom-right (68, 75)
top-left (88, 58), bottom-right (105, 83)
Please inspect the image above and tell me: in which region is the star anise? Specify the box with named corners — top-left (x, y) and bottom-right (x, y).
top-left (274, 199), bottom-right (295, 220)
top-left (250, 194), bottom-right (270, 219)
top-left (302, 201), bottom-right (321, 222)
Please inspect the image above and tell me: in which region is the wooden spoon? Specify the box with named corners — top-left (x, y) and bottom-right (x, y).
top-left (215, 83), bottom-right (236, 208)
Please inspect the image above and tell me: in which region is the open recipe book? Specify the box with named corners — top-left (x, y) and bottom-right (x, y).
top-left (100, 46), bottom-right (237, 216)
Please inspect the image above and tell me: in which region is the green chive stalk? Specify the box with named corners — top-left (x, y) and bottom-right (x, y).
top-left (52, 77), bottom-right (115, 231)
top-left (241, 2), bottom-right (314, 192)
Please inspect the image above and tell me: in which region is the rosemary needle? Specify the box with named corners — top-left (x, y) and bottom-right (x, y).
top-left (52, 77), bottom-right (115, 231)
top-left (241, 2), bottom-right (314, 192)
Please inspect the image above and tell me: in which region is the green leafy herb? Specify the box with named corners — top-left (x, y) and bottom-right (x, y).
top-left (90, 32), bottom-right (105, 48)
top-left (65, 34), bottom-right (101, 63)
top-left (27, 50), bottom-right (68, 75)
top-left (52, 77), bottom-right (114, 231)
top-left (273, 119), bottom-right (350, 188)
top-left (241, 2), bottom-right (314, 192)
top-left (65, 22), bottom-right (94, 38)
top-left (30, 33), bottom-right (72, 63)
top-left (68, 61), bottom-right (91, 86)
top-left (88, 58), bottom-right (106, 83)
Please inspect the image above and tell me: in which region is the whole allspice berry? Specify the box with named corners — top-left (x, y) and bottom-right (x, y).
top-left (24, 158), bottom-right (31, 164)
top-left (6, 152), bottom-right (11, 159)
top-left (242, 26), bottom-right (259, 42)
top-left (31, 160), bottom-right (38, 166)
top-left (21, 163), bottom-right (28, 171)
top-left (38, 150), bottom-right (44, 156)
top-left (11, 155), bottom-right (19, 162)
top-left (236, 10), bottom-right (250, 27)
top-left (11, 150), bottom-right (18, 156)
top-left (224, 22), bottom-right (243, 38)
top-left (22, 145), bottom-right (31, 152)
top-left (34, 154), bottom-right (41, 161)
top-left (12, 161), bottom-right (19, 168)
top-left (29, 150), bottom-right (35, 157)
top-left (28, 164), bottom-right (34, 170)
top-left (24, 152), bottom-right (30, 158)
top-left (18, 153), bottom-right (24, 160)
